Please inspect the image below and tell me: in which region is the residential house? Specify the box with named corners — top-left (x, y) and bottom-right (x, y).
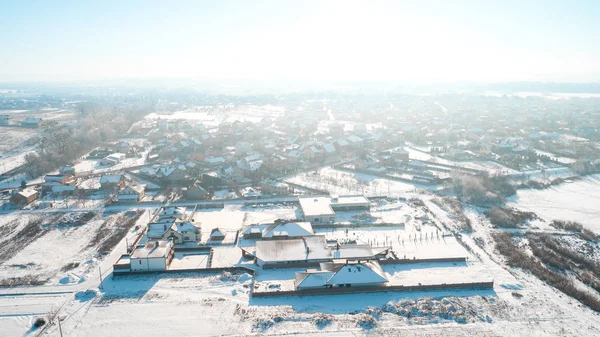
top-left (21, 117), bottom-right (41, 128)
top-left (117, 184), bottom-right (145, 202)
top-left (147, 220), bottom-right (200, 243)
top-left (299, 197), bottom-right (335, 224)
top-left (42, 173), bottom-right (76, 194)
top-left (261, 222), bottom-right (315, 240)
top-left (183, 180), bottom-right (208, 200)
top-left (157, 207), bottom-right (188, 221)
top-left (99, 175), bottom-right (126, 190)
top-left (390, 147), bottom-right (409, 162)
top-left (259, 179), bottom-right (290, 195)
top-left (10, 188), bottom-right (39, 205)
top-left (130, 240), bottom-right (175, 272)
top-left (209, 228), bottom-right (226, 241)
top-left (295, 260), bottom-right (388, 290)
top-left (251, 235), bottom-right (386, 268)
top-left (100, 153), bottom-right (126, 166)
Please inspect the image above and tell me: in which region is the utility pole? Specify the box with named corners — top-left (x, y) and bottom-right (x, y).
top-left (98, 266), bottom-right (103, 290)
top-left (57, 316), bottom-right (64, 337)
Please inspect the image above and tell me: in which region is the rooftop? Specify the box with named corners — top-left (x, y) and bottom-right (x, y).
top-left (131, 240), bottom-right (173, 259)
top-left (299, 197), bottom-right (335, 217)
top-left (262, 222), bottom-right (314, 238)
top-left (330, 195), bottom-right (370, 207)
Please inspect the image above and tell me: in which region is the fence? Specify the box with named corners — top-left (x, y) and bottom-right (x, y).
top-left (111, 266), bottom-right (256, 277)
top-left (252, 281), bottom-right (494, 298)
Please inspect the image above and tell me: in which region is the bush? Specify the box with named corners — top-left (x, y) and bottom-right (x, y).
top-left (492, 232), bottom-right (600, 312)
top-left (486, 207), bottom-right (535, 228)
top-left (33, 317), bottom-right (46, 328)
top-left (550, 220), bottom-right (584, 232)
top-left (451, 174), bottom-right (515, 206)
top-left (580, 229), bottom-right (598, 242)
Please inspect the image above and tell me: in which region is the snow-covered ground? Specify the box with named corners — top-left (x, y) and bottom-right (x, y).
top-left (534, 149), bottom-right (577, 164)
top-left (0, 209), bottom-right (149, 286)
top-left (287, 167), bottom-right (428, 197)
top-left (73, 152), bottom-right (149, 176)
top-left (2, 195), bottom-right (600, 336)
top-left (192, 203), bottom-right (299, 232)
top-left (508, 174), bottom-right (600, 233)
top-left (145, 104), bottom-right (285, 126)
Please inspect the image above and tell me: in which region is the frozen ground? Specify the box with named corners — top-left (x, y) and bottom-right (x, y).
top-left (508, 173), bottom-right (600, 233)
top-left (287, 167), bottom-right (429, 197)
top-left (73, 150), bottom-right (149, 176)
top-left (145, 104), bottom-right (285, 126)
top-left (0, 127), bottom-right (37, 153)
top-left (0, 210), bottom-right (149, 286)
top-left (192, 203), bottom-right (299, 232)
top-left (315, 226), bottom-right (469, 260)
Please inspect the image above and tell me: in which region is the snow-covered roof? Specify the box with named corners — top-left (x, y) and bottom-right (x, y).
top-left (255, 236), bottom-right (330, 263)
top-left (331, 244), bottom-right (378, 260)
top-left (205, 156), bottom-right (225, 164)
top-left (262, 222), bottom-right (314, 238)
top-left (159, 207), bottom-right (186, 216)
top-left (330, 195), bottom-right (370, 209)
top-left (100, 175), bottom-right (123, 183)
top-left (117, 194), bottom-right (139, 200)
top-left (18, 188), bottom-right (38, 198)
top-left (295, 271), bottom-right (333, 288)
top-left (323, 260), bottom-right (388, 285)
top-left (51, 185), bottom-right (76, 192)
top-left (131, 240), bottom-right (173, 259)
top-left (391, 147), bottom-right (408, 155)
top-left (147, 223), bottom-right (171, 238)
top-left (241, 224), bottom-right (269, 236)
top-left (22, 117), bottom-right (41, 123)
top-left (299, 197), bottom-right (335, 217)
top-left (121, 184), bottom-right (144, 194)
top-left (336, 139), bottom-right (349, 146)
top-left (210, 228), bottom-right (226, 238)
top-left (174, 221), bottom-right (198, 232)
top-left (44, 174), bottom-right (66, 182)
top-left (323, 144), bottom-right (336, 153)
top-left (295, 260), bottom-right (388, 289)
top-left (346, 135), bottom-right (364, 143)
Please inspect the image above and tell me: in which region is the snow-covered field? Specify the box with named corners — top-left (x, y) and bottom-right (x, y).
top-left (74, 152), bottom-right (149, 176)
top-left (287, 167), bottom-right (427, 197)
top-left (0, 210), bottom-right (148, 286)
top-left (145, 105), bottom-right (285, 126)
top-left (0, 127), bottom-right (37, 153)
top-left (508, 174), bottom-right (600, 233)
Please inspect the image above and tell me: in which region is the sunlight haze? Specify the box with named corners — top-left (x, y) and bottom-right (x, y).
top-left (1, 0), bottom-right (599, 82)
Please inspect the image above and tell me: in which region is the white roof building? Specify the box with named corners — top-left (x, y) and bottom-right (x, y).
top-left (131, 240), bottom-right (173, 259)
top-left (329, 195), bottom-right (370, 211)
top-left (295, 260), bottom-right (388, 290)
top-left (299, 197), bottom-right (335, 224)
top-left (262, 222), bottom-right (314, 239)
top-left (253, 235), bottom-right (385, 267)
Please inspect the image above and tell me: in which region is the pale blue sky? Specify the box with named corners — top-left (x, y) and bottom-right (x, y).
top-left (1, 0), bottom-right (599, 82)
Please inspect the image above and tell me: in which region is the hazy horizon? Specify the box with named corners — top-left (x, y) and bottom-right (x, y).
top-left (1, 0), bottom-right (600, 83)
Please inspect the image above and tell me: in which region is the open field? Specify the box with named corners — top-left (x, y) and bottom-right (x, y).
top-left (0, 210), bottom-right (149, 286)
top-left (508, 173), bottom-right (600, 233)
top-left (287, 167), bottom-right (433, 197)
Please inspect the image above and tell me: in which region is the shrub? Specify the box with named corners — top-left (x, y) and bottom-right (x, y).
top-left (486, 207), bottom-right (535, 228)
top-left (580, 229), bottom-right (598, 242)
top-left (550, 220), bottom-right (584, 232)
top-left (492, 232), bottom-right (600, 312)
top-left (33, 317), bottom-right (46, 328)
